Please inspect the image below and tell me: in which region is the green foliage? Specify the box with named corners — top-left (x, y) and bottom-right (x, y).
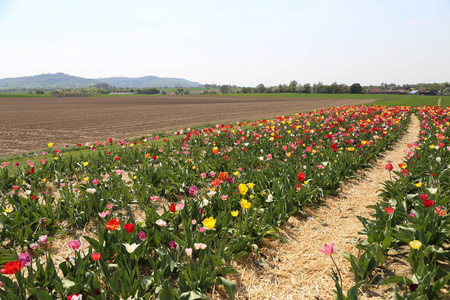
top-left (341, 106), bottom-right (450, 299)
top-left (0, 105), bottom-right (419, 299)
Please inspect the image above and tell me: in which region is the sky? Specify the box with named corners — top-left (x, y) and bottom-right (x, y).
top-left (0, 0), bottom-right (449, 87)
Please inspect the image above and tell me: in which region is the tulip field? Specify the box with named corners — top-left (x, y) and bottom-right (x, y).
top-left (0, 103), bottom-right (448, 299)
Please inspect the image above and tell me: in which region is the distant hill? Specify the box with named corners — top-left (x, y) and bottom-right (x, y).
top-left (99, 76), bottom-right (202, 88)
top-left (0, 73), bottom-right (203, 89)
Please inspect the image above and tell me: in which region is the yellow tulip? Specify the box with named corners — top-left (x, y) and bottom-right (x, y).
top-left (409, 240), bottom-right (422, 249)
top-left (239, 184), bottom-right (248, 195)
top-left (202, 217), bottom-right (216, 229)
top-left (240, 199), bottom-right (252, 209)
top-left (415, 182), bottom-right (422, 187)
top-left (231, 210), bottom-right (239, 217)
top-left (48, 143), bottom-right (54, 148)
top-left (247, 183), bottom-right (254, 189)
top-left (82, 162), bottom-right (89, 167)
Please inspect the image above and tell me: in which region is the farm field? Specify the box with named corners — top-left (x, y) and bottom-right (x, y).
top-left (0, 95), bottom-right (375, 157)
top-left (0, 96), bottom-right (448, 299)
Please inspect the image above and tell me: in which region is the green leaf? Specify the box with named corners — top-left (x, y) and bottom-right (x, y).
top-left (30, 290), bottom-right (53, 300)
top-left (110, 269), bottom-right (123, 295)
top-left (380, 276), bottom-right (413, 285)
top-left (180, 290), bottom-right (207, 300)
top-left (382, 234), bottom-right (392, 250)
top-left (158, 282), bottom-right (178, 300)
top-left (217, 266), bottom-right (239, 276)
top-left (218, 277), bottom-right (236, 300)
top-left (346, 280), bottom-right (364, 299)
top-left (83, 236), bottom-right (101, 250)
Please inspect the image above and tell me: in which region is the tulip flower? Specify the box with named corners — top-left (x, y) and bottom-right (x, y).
top-left (138, 231), bottom-right (147, 240)
top-left (155, 219), bottom-right (167, 227)
top-left (188, 186), bottom-right (198, 196)
top-left (106, 219), bottom-right (121, 230)
top-left (318, 243), bottom-right (335, 256)
top-left (184, 248), bottom-right (193, 257)
top-left (385, 207), bottom-right (394, 214)
top-left (297, 172), bottom-right (306, 182)
top-left (194, 243), bottom-right (207, 250)
top-left (68, 240), bottom-right (81, 250)
top-left (1, 260), bottom-right (22, 274)
top-left (240, 199), bottom-right (252, 209)
top-left (38, 235), bottom-right (48, 244)
top-left (409, 240), bottom-right (422, 249)
top-left (18, 252), bottom-right (31, 267)
top-left (168, 240), bottom-right (177, 249)
top-left (123, 243), bottom-right (139, 253)
top-left (202, 217), bottom-right (216, 229)
top-left (91, 253), bottom-right (102, 261)
top-left (239, 184), bottom-right (248, 195)
top-left (384, 163), bottom-right (393, 171)
top-left (124, 223), bottom-right (135, 233)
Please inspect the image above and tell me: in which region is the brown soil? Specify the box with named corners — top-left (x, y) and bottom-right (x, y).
top-left (0, 95), bottom-right (375, 157)
top-left (209, 115), bottom-right (422, 300)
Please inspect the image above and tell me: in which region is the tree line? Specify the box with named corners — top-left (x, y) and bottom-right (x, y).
top-left (215, 81), bottom-right (450, 95)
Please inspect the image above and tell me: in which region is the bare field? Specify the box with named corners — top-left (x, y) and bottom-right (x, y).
top-left (0, 95), bottom-right (375, 156)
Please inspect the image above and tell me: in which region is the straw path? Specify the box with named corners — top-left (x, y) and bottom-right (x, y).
top-left (210, 114), bottom-right (421, 300)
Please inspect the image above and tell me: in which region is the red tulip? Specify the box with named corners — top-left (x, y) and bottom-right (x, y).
top-left (123, 223), bottom-right (135, 233)
top-left (385, 206), bottom-right (394, 214)
top-left (1, 260), bottom-right (22, 274)
top-left (297, 172), bottom-right (306, 182)
top-left (384, 163), bottom-right (393, 172)
top-left (91, 252), bottom-right (101, 261)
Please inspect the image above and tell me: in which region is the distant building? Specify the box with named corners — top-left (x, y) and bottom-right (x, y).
top-left (410, 89), bottom-right (437, 95)
top-left (369, 88), bottom-right (406, 94)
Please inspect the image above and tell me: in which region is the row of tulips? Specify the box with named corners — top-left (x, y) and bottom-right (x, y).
top-left (342, 106), bottom-right (449, 299)
top-left (0, 106), bottom-right (411, 299)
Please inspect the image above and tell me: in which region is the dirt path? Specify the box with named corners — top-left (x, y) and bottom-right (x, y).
top-left (211, 115), bottom-right (421, 299)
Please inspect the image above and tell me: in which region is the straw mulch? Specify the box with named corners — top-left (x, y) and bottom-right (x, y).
top-left (209, 115), bottom-right (421, 300)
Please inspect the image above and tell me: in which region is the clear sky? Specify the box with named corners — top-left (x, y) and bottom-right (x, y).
top-left (0, 0), bottom-right (449, 87)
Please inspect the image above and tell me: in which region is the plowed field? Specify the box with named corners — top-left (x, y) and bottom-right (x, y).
top-left (0, 95), bottom-right (375, 156)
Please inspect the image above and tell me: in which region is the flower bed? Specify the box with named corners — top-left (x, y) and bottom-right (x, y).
top-left (0, 106), bottom-right (411, 299)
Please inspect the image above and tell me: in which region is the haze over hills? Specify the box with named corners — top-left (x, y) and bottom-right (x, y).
top-left (0, 73), bottom-right (203, 89)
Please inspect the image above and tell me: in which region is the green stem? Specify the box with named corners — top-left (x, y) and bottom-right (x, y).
top-left (330, 255), bottom-right (343, 291)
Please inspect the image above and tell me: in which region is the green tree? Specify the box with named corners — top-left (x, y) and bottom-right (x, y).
top-left (349, 83), bottom-right (362, 94)
top-left (219, 85), bottom-right (231, 94)
top-left (302, 83), bottom-right (311, 93)
top-left (256, 83), bottom-right (266, 93)
top-left (278, 84), bottom-right (287, 93)
top-left (287, 80), bottom-right (298, 93)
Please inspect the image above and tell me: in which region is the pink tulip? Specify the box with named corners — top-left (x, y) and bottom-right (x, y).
top-left (319, 243), bottom-right (335, 256)
top-left (68, 240), bottom-right (81, 250)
